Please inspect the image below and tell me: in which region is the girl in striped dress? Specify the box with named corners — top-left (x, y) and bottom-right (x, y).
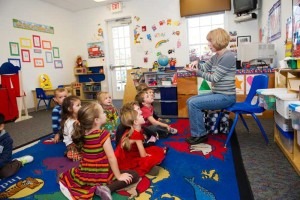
top-left (59, 102), bottom-right (139, 200)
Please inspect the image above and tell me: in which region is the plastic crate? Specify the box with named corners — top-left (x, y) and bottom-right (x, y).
top-left (275, 93), bottom-right (299, 119)
top-left (276, 124), bottom-right (294, 154)
top-left (289, 104), bottom-right (300, 130)
top-left (256, 88), bottom-right (288, 110)
top-left (274, 111), bottom-right (293, 132)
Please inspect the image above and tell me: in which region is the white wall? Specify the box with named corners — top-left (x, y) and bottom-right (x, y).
top-left (0, 0), bottom-right (76, 109)
top-left (258, 0), bottom-right (292, 66)
top-left (0, 0), bottom-right (292, 109)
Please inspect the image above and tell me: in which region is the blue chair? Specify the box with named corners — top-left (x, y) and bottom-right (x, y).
top-left (215, 74), bottom-right (270, 147)
top-left (35, 88), bottom-right (54, 111)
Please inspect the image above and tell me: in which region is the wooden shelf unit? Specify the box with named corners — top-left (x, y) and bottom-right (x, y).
top-left (274, 68), bottom-right (300, 175)
top-left (73, 66), bottom-right (105, 100)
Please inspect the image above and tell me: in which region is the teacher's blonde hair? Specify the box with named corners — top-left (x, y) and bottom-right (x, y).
top-left (206, 28), bottom-right (230, 51)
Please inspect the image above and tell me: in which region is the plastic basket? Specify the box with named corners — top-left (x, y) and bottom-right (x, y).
top-left (275, 93), bottom-right (299, 119)
top-left (256, 88), bottom-right (288, 110)
top-left (289, 104), bottom-right (300, 130)
top-left (274, 111), bottom-right (293, 132)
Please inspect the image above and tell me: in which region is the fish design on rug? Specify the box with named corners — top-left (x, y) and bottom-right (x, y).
top-left (185, 177), bottom-right (216, 200)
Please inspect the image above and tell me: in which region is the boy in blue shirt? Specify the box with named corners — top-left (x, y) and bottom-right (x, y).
top-left (52, 88), bottom-right (68, 143)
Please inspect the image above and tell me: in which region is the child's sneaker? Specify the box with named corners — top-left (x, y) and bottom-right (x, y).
top-left (95, 185), bottom-right (112, 200)
top-left (170, 128), bottom-right (178, 135)
top-left (15, 155), bottom-right (34, 165)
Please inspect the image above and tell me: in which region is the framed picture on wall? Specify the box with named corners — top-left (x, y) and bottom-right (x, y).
top-left (20, 38), bottom-right (32, 48)
top-left (42, 40), bottom-right (52, 50)
top-left (33, 35), bottom-right (41, 48)
top-left (45, 52), bottom-right (53, 63)
top-left (237, 36), bottom-right (251, 46)
top-left (21, 49), bottom-right (31, 62)
top-left (9, 42), bottom-right (20, 56)
top-left (53, 47), bottom-right (60, 58)
top-left (54, 60), bottom-right (63, 68)
top-left (34, 58), bottom-right (44, 67)
top-left (8, 58), bottom-right (21, 69)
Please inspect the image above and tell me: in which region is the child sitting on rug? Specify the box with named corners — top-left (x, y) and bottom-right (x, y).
top-left (59, 102), bottom-right (139, 200)
top-left (61, 96), bottom-right (82, 161)
top-left (52, 88), bottom-right (68, 143)
top-left (115, 101), bottom-right (158, 147)
top-left (114, 109), bottom-right (166, 176)
top-left (142, 87), bottom-right (170, 124)
top-left (0, 113), bottom-right (33, 179)
top-left (97, 91), bottom-right (119, 140)
top-left (135, 90), bottom-right (177, 138)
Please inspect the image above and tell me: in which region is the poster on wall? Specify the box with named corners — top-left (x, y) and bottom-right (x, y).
top-left (87, 42), bottom-right (105, 58)
top-left (268, 0), bottom-right (281, 42)
top-left (235, 75), bottom-right (245, 95)
top-left (293, 0), bottom-right (300, 57)
top-left (13, 19), bottom-right (54, 34)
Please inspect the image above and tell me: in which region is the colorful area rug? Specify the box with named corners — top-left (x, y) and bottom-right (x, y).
top-left (0, 118), bottom-right (253, 200)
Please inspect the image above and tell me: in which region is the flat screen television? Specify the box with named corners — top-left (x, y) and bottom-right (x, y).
top-left (233, 0), bottom-right (257, 15)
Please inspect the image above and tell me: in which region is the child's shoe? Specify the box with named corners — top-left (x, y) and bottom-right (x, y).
top-left (95, 185), bottom-right (112, 200)
top-left (15, 155), bottom-right (34, 165)
top-left (170, 128), bottom-right (178, 135)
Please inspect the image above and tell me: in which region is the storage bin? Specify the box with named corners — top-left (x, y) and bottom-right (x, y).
top-left (276, 124), bottom-right (294, 154)
top-left (275, 93), bottom-right (299, 119)
top-left (274, 111), bottom-right (293, 132)
top-left (289, 104), bottom-right (300, 130)
top-left (256, 88), bottom-right (288, 110)
top-left (161, 102), bottom-right (178, 115)
top-left (160, 87), bottom-right (177, 100)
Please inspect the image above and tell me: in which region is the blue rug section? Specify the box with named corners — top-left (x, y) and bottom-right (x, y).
top-left (0, 119), bottom-right (244, 200)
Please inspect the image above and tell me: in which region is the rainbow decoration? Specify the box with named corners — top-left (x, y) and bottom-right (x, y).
top-left (155, 39), bottom-right (169, 48)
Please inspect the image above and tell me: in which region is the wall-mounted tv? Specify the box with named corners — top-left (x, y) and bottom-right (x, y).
top-left (233, 0), bottom-right (257, 15)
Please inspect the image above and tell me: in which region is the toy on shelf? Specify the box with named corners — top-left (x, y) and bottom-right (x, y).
top-left (39, 74), bottom-right (53, 89)
top-left (169, 58), bottom-right (176, 70)
top-left (76, 55), bottom-right (83, 67)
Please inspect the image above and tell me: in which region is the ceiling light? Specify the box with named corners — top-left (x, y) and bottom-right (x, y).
top-left (94, 0), bottom-right (107, 2)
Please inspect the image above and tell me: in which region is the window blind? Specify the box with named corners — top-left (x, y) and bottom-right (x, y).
top-left (180, 0), bottom-right (231, 17)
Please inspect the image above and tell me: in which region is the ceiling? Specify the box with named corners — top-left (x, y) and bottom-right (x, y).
top-left (39, 0), bottom-right (131, 12)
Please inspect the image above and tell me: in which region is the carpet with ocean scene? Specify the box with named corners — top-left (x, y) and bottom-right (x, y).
top-left (0, 118), bottom-right (253, 200)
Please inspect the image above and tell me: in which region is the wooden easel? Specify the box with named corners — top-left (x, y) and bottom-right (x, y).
top-left (123, 68), bottom-right (148, 104)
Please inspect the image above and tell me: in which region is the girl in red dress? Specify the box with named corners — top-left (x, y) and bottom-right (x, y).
top-left (115, 109), bottom-right (166, 176)
top-left (59, 102), bottom-right (139, 200)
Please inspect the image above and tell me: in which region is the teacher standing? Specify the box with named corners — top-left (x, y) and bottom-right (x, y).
top-left (185, 28), bottom-right (236, 145)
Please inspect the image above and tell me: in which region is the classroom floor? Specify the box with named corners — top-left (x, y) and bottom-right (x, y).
top-left (4, 103), bottom-right (300, 199)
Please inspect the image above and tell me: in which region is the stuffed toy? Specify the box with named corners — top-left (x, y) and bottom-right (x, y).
top-left (76, 56), bottom-right (83, 67)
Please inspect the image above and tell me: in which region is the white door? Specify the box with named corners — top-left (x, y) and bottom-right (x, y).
top-left (107, 18), bottom-right (132, 99)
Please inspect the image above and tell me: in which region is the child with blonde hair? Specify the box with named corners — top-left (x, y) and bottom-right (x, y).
top-left (97, 91), bottom-right (119, 139)
top-left (135, 90), bottom-right (177, 138)
top-left (115, 102), bottom-right (158, 147)
top-left (60, 95), bottom-right (81, 161)
top-left (59, 102), bottom-right (139, 200)
top-left (114, 109), bottom-right (166, 176)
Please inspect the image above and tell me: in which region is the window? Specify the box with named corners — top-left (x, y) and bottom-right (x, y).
top-left (112, 25), bottom-right (131, 66)
top-left (187, 13), bottom-right (224, 62)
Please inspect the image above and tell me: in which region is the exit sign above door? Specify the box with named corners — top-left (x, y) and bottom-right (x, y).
top-left (110, 2), bottom-right (122, 13)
